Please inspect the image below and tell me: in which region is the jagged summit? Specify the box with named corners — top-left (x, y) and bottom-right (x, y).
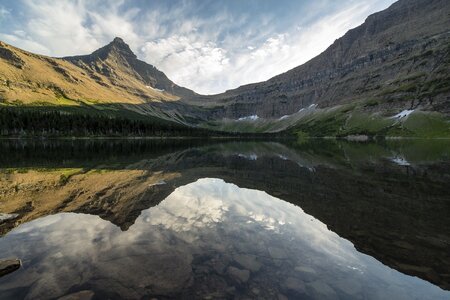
top-left (103, 37), bottom-right (136, 59)
top-left (65, 37), bottom-right (137, 63)
top-left (112, 36), bottom-right (125, 44)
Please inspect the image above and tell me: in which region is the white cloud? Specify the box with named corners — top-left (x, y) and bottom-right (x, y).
top-left (215, 2), bottom-right (386, 93)
top-left (0, 0), bottom-right (396, 93)
top-left (137, 1), bottom-right (396, 94)
top-left (141, 36), bottom-right (229, 93)
top-left (0, 6), bottom-right (10, 18)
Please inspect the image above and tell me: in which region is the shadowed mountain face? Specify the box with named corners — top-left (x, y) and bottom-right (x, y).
top-left (0, 139), bottom-right (449, 293)
top-left (196, 0), bottom-right (450, 120)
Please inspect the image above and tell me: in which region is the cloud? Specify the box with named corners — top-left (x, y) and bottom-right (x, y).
top-left (0, 0), bottom-right (396, 93)
top-left (0, 6), bottom-right (10, 18)
top-left (141, 36), bottom-right (229, 93)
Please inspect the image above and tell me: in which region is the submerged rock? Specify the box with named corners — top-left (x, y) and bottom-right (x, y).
top-left (294, 266), bottom-right (318, 282)
top-left (233, 254), bottom-right (262, 272)
top-left (268, 247), bottom-right (287, 259)
top-left (227, 266), bottom-right (250, 283)
top-left (0, 258), bottom-right (21, 277)
top-left (58, 290), bottom-right (95, 300)
top-left (283, 277), bottom-right (306, 294)
top-left (307, 280), bottom-right (338, 299)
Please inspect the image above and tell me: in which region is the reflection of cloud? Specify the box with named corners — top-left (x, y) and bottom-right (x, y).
top-left (146, 179), bottom-right (229, 232)
top-left (0, 178), bottom-right (445, 299)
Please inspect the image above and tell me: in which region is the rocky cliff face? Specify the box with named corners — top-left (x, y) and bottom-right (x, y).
top-left (192, 0), bottom-right (450, 119)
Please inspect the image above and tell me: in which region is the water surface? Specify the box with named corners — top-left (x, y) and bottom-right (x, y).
top-left (0, 139), bottom-right (449, 299)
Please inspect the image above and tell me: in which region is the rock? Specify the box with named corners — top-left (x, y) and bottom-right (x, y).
top-left (267, 247), bottom-right (287, 259)
top-left (58, 290), bottom-right (95, 300)
top-left (211, 259), bottom-right (227, 275)
top-left (227, 266), bottom-right (250, 283)
top-left (307, 281), bottom-right (338, 299)
top-left (283, 277), bottom-right (306, 294)
top-left (233, 254), bottom-right (262, 272)
top-left (294, 266), bottom-right (318, 282)
top-left (277, 293), bottom-right (288, 300)
top-left (333, 278), bottom-right (362, 296)
top-left (0, 258), bottom-right (21, 277)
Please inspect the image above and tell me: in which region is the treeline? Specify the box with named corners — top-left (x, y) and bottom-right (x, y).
top-left (0, 107), bottom-right (212, 137)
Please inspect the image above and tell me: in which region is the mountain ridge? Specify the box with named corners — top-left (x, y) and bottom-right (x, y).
top-left (0, 0), bottom-right (449, 137)
top-left (195, 0), bottom-right (450, 119)
top-left (64, 37), bottom-right (196, 99)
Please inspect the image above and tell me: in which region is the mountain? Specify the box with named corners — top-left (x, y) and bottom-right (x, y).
top-left (0, 36), bottom-right (197, 125)
top-left (191, 0), bottom-right (450, 136)
top-left (64, 37), bottom-right (195, 99)
top-left (0, 0), bottom-right (449, 137)
top-left (197, 0), bottom-right (450, 119)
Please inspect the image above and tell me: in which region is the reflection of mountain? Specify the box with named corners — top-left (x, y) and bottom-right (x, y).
top-left (0, 140), bottom-right (449, 290)
top-left (3, 178), bottom-right (447, 299)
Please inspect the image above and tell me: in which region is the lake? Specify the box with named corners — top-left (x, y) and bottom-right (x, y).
top-left (0, 139), bottom-right (449, 299)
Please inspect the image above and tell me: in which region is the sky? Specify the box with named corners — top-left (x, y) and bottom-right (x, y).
top-left (0, 0), bottom-right (396, 94)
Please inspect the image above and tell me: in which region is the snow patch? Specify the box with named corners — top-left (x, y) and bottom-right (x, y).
top-left (145, 85), bottom-right (165, 92)
top-left (390, 156), bottom-right (410, 166)
top-left (279, 115), bottom-right (289, 120)
top-left (391, 109), bottom-right (414, 119)
top-left (0, 213), bottom-right (19, 222)
top-left (149, 180), bottom-right (167, 187)
top-left (296, 104), bottom-right (316, 113)
top-left (238, 115), bottom-right (259, 121)
top-left (238, 153), bottom-right (258, 160)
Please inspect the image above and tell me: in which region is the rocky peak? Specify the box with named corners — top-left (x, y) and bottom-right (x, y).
top-left (64, 37), bottom-right (137, 64)
top-left (93, 37), bottom-right (137, 61)
top-left (106, 37), bottom-right (136, 59)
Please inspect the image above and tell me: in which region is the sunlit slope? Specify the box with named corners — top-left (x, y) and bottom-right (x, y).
top-left (0, 38), bottom-right (192, 107)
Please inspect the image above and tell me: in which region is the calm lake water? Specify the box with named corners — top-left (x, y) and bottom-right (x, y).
top-left (0, 139), bottom-right (449, 299)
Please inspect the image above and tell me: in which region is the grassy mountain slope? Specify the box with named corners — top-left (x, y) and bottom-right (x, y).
top-left (0, 39), bottom-right (186, 106)
top-left (0, 0), bottom-right (449, 137)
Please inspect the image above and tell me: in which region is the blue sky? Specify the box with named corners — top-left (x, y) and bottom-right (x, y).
top-left (0, 0), bottom-right (396, 94)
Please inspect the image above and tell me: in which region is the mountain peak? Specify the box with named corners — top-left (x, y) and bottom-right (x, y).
top-left (105, 37), bottom-right (136, 59)
top-left (112, 37), bottom-right (125, 44)
top-left (64, 37), bottom-right (137, 62)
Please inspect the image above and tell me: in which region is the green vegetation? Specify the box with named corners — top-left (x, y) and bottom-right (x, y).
top-left (296, 131), bottom-right (310, 144)
top-left (289, 108), bottom-right (450, 138)
top-left (390, 112), bottom-right (450, 138)
top-left (0, 106), bottom-right (213, 137)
